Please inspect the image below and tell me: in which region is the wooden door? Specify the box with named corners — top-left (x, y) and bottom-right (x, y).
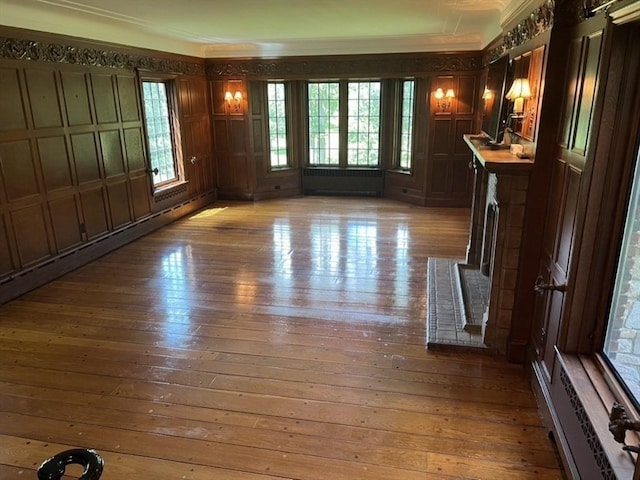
top-left (532, 21), bottom-right (605, 381)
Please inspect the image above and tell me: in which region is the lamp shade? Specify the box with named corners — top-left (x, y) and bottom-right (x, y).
top-left (505, 78), bottom-right (532, 100)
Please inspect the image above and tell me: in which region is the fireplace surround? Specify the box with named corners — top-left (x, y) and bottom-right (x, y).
top-left (427, 134), bottom-right (533, 354)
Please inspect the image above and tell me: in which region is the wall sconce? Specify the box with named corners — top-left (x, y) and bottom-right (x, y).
top-left (482, 88), bottom-right (494, 113)
top-left (225, 90), bottom-right (243, 113)
top-left (505, 78), bottom-right (531, 116)
top-left (434, 88), bottom-right (455, 111)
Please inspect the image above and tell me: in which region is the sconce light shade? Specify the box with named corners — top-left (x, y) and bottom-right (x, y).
top-left (434, 87), bottom-right (455, 111)
top-left (505, 78), bottom-right (532, 100)
top-left (505, 78), bottom-right (532, 115)
top-left (225, 90), bottom-right (243, 113)
top-left (482, 88), bottom-right (493, 100)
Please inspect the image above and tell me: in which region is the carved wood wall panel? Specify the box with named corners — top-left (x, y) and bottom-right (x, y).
top-left (92, 74), bottom-right (119, 124)
top-left (0, 67), bottom-right (26, 130)
top-left (0, 218), bottom-right (14, 274)
top-left (1, 139), bottom-right (38, 201)
top-left (38, 135), bottom-right (72, 191)
top-left (49, 195), bottom-right (82, 251)
top-left (11, 205), bottom-right (51, 266)
top-left (80, 187), bottom-right (109, 240)
top-left (71, 133), bottom-right (101, 183)
top-left (27, 68), bottom-right (64, 129)
top-left (61, 72), bottom-right (93, 126)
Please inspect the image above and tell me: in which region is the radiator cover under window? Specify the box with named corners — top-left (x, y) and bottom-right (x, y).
top-left (302, 168), bottom-right (384, 196)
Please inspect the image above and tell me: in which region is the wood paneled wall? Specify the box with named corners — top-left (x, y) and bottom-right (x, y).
top-left (210, 78), bottom-right (253, 199)
top-left (0, 63), bottom-right (148, 274)
top-left (0, 35), bottom-right (215, 303)
top-left (425, 74), bottom-right (476, 207)
top-left (178, 75), bottom-right (216, 199)
top-left (206, 54), bottom-right (481, 205)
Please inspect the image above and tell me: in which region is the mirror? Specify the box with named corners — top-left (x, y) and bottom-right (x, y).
top-left (505, 45), bottom-right (545, 141)
top-left (481, 55), bottom-right (510, 142)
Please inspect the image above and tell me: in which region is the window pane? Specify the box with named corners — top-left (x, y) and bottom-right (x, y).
top-left (268, 82), bottom-right (288, 168)
top-left (308, 82), bottom-right (340, 166)
top-left (400, 80), bottom-right (415, 170)
top-left (142, 81), bottom-right (178, 185)
top-left (604, 145), bottom-right (640, 404)
top-left (347, 81), bottom-right (380, 167)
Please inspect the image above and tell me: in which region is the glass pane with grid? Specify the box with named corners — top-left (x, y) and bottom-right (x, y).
top-left (142, 81), bottom-right (177, 185)
top-left (347, 82), bottom-right (381, 167)
top-left (268, 82), bottom-right (288, 168)
top-left (308, 82), bottom-right (340, 166)
top-left (399, 80), bottom-right (415, 170)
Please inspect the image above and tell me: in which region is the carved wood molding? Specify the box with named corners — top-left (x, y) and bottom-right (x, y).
top-left (555, 0), bottom-right (616, 26)
top-left (0, 36), bottom-right (204, 75)
top-left (487, 0), bottom-right (618, 63)
top-left (205, 53), bottom-right (482, 79)
top-left (488, 0), bottom-right (555, 63)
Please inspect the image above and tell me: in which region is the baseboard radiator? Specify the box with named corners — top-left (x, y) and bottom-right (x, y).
top-left (302, 168), bottom-right (384, 196)
top-left (547, 356), bottom-right (620, 479)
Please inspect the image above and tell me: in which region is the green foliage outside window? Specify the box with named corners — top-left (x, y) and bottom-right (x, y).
top-left (142, 81), bottom-right (178, 185)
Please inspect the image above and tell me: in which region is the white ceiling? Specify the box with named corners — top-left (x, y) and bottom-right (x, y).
top-left (0, 0), bottom-right (533, 58)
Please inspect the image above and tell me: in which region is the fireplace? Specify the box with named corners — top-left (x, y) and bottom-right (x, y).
top-left (426, 134), bottom-right (532, 354)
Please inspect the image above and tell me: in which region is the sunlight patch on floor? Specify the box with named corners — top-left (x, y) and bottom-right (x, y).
top-left (189, 206), bottom-right (228, 219)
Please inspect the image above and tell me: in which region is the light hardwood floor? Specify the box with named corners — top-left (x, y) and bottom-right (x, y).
top-left (0, 197), bottom-right (563, 479)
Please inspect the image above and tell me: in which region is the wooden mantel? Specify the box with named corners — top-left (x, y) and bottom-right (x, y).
top-left (462, 134), bottom-right (534, 174)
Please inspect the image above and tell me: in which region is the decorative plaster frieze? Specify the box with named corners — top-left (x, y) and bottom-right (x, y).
top-left (488, 0), bottom-right (555, 62)
top-left (0, 36), bottom-right (203, 75)
top-left (206, 53), bottom-right (482, 79)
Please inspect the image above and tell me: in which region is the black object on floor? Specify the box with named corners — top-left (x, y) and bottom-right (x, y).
top-left (37, 448), bottom-right (103, 480)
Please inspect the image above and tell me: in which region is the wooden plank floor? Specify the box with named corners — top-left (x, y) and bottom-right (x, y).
top-left (0, 197), bottom-right (564, 479)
